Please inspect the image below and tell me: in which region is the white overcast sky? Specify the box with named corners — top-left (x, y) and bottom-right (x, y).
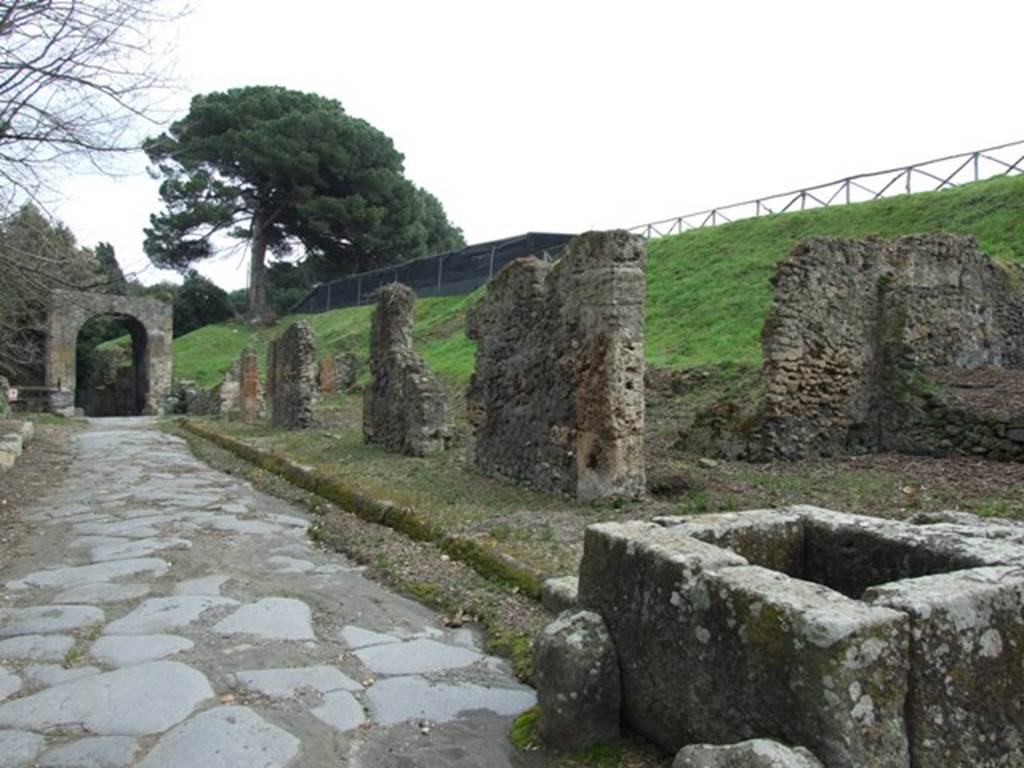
top-left (52, 0), bottom-right (1024, 291)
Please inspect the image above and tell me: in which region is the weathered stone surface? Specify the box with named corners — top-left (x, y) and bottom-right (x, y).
top-left (0, 667), bottom-right (20, 702)
top-left (232, 665), bottom-right (361, 698)
top-left (90, 634), bottom-right (194, 667)
top-left (467, 230), bottom-right (646, 501)
top-left (684, 235), bottom-right (1024, 461)
top-left (0, 729), bottom-right (45, 767)
top-left (310, 690), bottom-right (366, 732)
top-left (363, 283), bottom-right (451, 456)
top-left (541, 575), bottom-right (579, 614)
top-left (354, 637), bottom-right (480, 675)
top-left (23, 664), bottom-right (101, 687)
top-left (55, 582), bottom-right (151, 604)
top-left (534, 610), bottom-right (620, 751)
top-left (104, 596), bottom-right (238, 635)
top-left (237, 346), bottom-right (263, 423)
top-left (137, 706), bottom-right (299, 768)
top-left (266, 321), bottom-right (316, 428)
top-left (45, 290), bottom-right (173, 415)
top-left (0, 635), bottom-right (75, 662)
top-left (339, 625), bottom-right (400, 649)
top-left (0, 605), bottom-right (104, 637)
top-left (7, 557), bottom-right (169, 590)
top-left (365, 675), bottom-right (536, 726)
top-left (577, 520), bottom-right (910, 766)
top-left (39, 736), bottom-right (139, 768)
top-left (213, 597), bottom-right (315, 641)
top-left (654, 509), bottom-right (805, 576)
top-left (864, 566), bottom-right (1024, 768)
top-left (673, 739), bottom-right (824, 768)
top-left (0, 661), bottom-right (213, 735)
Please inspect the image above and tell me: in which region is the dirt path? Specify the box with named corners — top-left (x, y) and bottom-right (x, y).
top-left (0, 418), bottom-right (541, 767)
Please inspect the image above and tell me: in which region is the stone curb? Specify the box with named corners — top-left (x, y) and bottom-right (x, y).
top-left (0, 419), bottom-right (35, 472)
top-left (178, 420), bottom-right (548, 601)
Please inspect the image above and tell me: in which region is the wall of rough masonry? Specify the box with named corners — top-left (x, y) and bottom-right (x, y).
top-left (363, 284), bottom-right (450, 456)
top-left (466, 230), bottom-right (646, 501)
top-left (266, 322), bottom-right (317, 428)
top-left (318, 353), bottom-right (362, 394)
top-left (685, 235), bottom-right (1024, 460)
top-left (761, 235), bottom-right (1024, 458)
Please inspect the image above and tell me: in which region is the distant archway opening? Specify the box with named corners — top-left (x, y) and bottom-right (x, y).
top-left (74, 314), bottom-right (149, 416)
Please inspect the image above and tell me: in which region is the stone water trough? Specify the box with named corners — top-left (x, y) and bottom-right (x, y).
top-left (574, 506), bottom-right (1024, 767)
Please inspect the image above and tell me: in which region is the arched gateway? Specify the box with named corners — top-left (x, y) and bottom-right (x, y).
top-left (45, 290), bottom-right (173, 416)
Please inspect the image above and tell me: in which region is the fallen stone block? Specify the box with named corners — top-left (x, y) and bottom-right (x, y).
top-left (673, 739), bottom-right (824, 768)
top-left (533, 610), bottom-right (620, 752)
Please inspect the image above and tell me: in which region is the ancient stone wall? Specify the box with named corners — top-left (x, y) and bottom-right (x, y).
top-left (466, 230), bottom-right (646, 501)
top-left (238, 347), bottom-right (262, 422)
top-left (266, 322), bottom-right (316, 428)
top-left (759, 235), bottom-right (1024, 458)
top-left (684, 235), bottom-right (1024, 461)
top-left (362, 284), bottom-right (450, 456)
top-left (45, 290), bottom-right (173, 415)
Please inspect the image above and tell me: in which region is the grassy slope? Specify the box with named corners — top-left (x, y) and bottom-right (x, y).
top-left (173, 175), bottom-right (1024, 386)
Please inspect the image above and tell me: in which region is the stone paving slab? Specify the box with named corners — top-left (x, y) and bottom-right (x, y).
top-left (0, 661), bottom-right (213, 735)
top-left (0, 635), bottom-right (74, 662)
top-left (0, 418), bottom-right (540, 766)
top-left (136, 706), bottom-right (299, 768)
top-left (39, 735), bottom-right (139, 768)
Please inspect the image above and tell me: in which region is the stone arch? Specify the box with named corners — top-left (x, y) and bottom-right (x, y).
top-left (45, 290), bottom-right (173, 415)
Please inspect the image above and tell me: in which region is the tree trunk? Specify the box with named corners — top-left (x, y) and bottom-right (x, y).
top-left (247, 213), bottom-right (268, 324)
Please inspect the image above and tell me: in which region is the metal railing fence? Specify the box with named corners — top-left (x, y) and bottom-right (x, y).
top-left (627, 139), bottom-right (1024, 239)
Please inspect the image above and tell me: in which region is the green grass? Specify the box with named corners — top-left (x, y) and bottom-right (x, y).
top-left (172, 174), bottom-right (1024, 386)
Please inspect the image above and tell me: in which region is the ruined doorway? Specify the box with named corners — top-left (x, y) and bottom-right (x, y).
top-left (45, 290), bottom-right (173, 415)
top-left (74, 314), bottom-right (150, 416)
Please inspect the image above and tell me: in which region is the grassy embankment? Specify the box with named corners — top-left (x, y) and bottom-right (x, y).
top-left (176, 174), bottom-right (1024, 579)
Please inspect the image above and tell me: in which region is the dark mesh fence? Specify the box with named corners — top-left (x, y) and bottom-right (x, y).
top-left (292, 232), bottom-right (573, 314)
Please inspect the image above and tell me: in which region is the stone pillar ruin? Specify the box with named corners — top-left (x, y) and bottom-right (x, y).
top-left (238, 346), bottom-right (262, 423)
top-left (266, 322), bottom-right (316, 428)
top-left (363, 283), bottom-right (451, 456)
top-left (466, 230), bottom-right (646, 502)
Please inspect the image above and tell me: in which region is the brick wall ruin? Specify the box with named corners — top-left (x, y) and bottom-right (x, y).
top-left (362, 283), bottom-right (451, 456)
top-left (684, 235), bottom-right (1024, 460)
top-left (266, 322), bottom-right (316, 428)
top-left (466, 230), bottom-right (646, 501)
top-left (238, 346), bottom-right (262, 422)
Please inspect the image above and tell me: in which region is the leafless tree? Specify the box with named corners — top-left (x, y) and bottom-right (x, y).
top-left (0, 0), bottom-right (180, 204)
top-left (0, 0), bottom-right (181, 383)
